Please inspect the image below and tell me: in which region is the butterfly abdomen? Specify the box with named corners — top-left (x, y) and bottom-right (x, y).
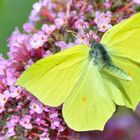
top-left (103, 64), bottom-right (132, 81)
top-left (89, 42), bottom-right (132, 81)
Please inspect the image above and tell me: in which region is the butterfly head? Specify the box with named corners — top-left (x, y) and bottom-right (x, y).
top-left (89, 41), bottom-right (102, 55)
top-left (90, 40), bottom-right (99, 47)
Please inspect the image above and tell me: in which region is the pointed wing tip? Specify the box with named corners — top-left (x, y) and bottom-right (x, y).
top-left (15, 80), bottom-right (21, 86)
top-left (15, 78), bottom-right (23, 87)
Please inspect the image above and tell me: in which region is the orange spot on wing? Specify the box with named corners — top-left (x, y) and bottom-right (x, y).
top-left (127, 71), bottom-right (132, 76)
top-left (82, 96), bottom-right (87, 102)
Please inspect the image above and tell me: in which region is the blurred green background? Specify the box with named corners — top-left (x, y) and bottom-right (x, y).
top-left (0, 0), bottom-right (36, 58)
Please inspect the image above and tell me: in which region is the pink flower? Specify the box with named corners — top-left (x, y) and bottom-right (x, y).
top-left (8, 28), bottom-right (28, 48)
top-left (49, 112), bottom-right (58, 119)
top-left (98, 22), bottom-right (112, 32)
top-left (42, 50), bottom-right (52, 57)
top-left (86, 5), bottom-right (93, 13)
top-left (42, 24), bottom-right (56, 35)
top-left (23, 22), bottom-right (35, 33)
top-left (67, 42), bottom-right (75, 48)
top-left (30, 31), bottom-right (48, 49)
top-left (55, 13), bottom-right (67, 29)
top-left (0, 93), bottom-right (9, 106)
top-left (29, 9), bottom-right (40, 22)
top-left (29, 100), bottom-right (43, 114)
top-left (55, 41), bottom-right (67, 50)
top-left (104, 0), bottom-right (112, 9)
top-left (88, 30), bottom-right (99, 41)
top-left (6, 115), bottom-right (19, 128)
top-left (0, 69), bottom-right (5, 76)
top-left (55, 18), bottom-right (66, 29)
top-left (74, 19), bottom-right (89, 30)
top-left (40, 132), bottom-right (50, 140)
top-left (75, 31), bottom-right (89, 45)
top-left (0, 105), bottom-right (5, 113)
top-left (43, 106), bottom-right (50, 112)
top-left (19, 115), bottom-right (33, 129)
top-left (3, 89), bottom-right (10, 95)
top-left (0, 56), bottom-right (6, 76)
top-left (29, 1), bottom-right (43, 22)
top-left (4, 76), bottom-right (17, 86)
top-left (58, 125), bottom-right (65, 132)
top-left (133, 0), bottom-right (140, 4)
top-left (42, 0), bottom-right (52, 6)
top-left (9, 86), bottom-right (22, 98)
top-left (33, 1), bottom-right (42, 12)
top-left (6, 127), bottom-right (15, 137)
top-left (24, 59), bottom-right (34, 69)
top-left (74, 0), bottom-right (85, 8)
top-left (94, 11), bottom-right (112, 32)
top-left (51, 120), bottom-right (60, 129)
top-left (35, 118), bottom-right (46, 126)
top-left (40, 137), bottom-right (50, 140)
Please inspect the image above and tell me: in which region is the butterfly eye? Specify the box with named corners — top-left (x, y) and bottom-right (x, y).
top-left (91, 40), bottom-right (98, 47)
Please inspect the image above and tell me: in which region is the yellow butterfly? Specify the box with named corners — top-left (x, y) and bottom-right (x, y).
top-left (16, 13), bottom-right (140, 131)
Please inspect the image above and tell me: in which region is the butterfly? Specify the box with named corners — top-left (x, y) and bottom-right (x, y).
top-left (16, 13), bottom-right (140, 131)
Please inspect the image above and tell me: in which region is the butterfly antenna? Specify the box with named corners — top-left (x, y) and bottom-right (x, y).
top-left (82, 24), bottom-right (91, 39)
top-left (82, 24), bottom-right (95, 45)
top-left (66, 30), bottom-right (86, 44)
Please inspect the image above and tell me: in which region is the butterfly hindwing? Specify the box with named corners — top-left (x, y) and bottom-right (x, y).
top-left (100, 12), bottom-right (140, 109)
top-left (63, 61), bottom-right (115, 131)
top-left (113, 57), bottom-right (140, 109)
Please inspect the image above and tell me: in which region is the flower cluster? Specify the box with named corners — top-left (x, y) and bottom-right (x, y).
top-left (94, 11), bottom-right (112, 32)
top-left (0, 0), bottom-right (140, 139)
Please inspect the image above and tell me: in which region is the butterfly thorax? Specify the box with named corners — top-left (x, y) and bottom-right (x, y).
top-left (89, 42), bottom-right (111, 68)
top-left (89, 42), bottom-right (132, 81)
